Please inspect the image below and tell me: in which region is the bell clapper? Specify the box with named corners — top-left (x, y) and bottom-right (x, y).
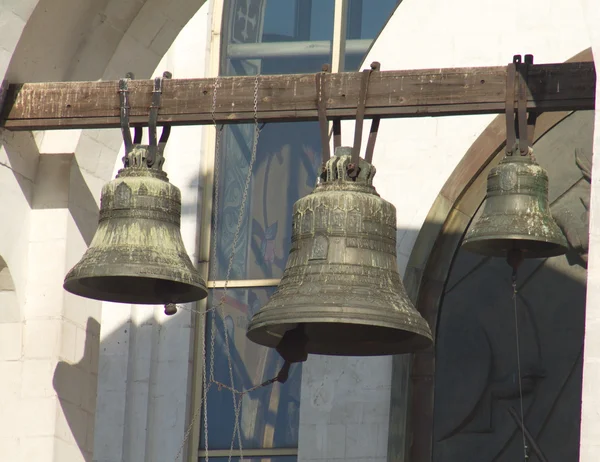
top-left (507, 248), bottom-right (524, 283)
top-left (275, 361), bottom-right (292, 384)
top-left (164, 303), bottom-right (177, 316)
top-left (276, 324), bottom-right (309, 364)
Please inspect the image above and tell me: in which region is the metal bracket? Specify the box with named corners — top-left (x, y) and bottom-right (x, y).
top-left (523, 54), bottom-right (537, 149)
top-left (513, 54), bottom-right (537, 156)
top-left (505, 59), bottom-right (517, 155)
top-left (118, 71), bottom-right (173, 169)
top-left (333, 119), bottom-right (342, 151)
top-left (148, 71), bottom-right (172, 168)
top-left (349, 61), bottom-right (380, 177)
top-left (364, 61), bottom-right (381, 164)
top-left (119, 72), bottom-right (134, 166)
top-left (316, 64), bottom-right (331, 169)
top-left (516, 55), bottom-right (529, 155)
top-left (0, 80), bottom-right (10, 123)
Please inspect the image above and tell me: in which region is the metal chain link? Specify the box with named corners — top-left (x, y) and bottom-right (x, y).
top-left (219, 73), bottom-right (261, 462)
top-left (174, 398), bottom-right (203, 461)
top-left (209, 74), bottom-right (224, 385)
top-left (173, 75), bottom-right (224, 461)
top-left (202, 323), bottom-right (210, 462)
top-left (174, 74), bottom-right (285, 462)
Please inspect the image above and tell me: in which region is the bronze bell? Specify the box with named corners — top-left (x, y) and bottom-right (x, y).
top-left (63, 145), bottom-right (208, 304)
top-left (462, 149), bottom-right (567, 259)
top-left (246, 147), bottom-right (433, 357)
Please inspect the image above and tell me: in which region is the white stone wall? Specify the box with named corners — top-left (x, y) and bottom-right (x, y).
top-left (299, 1), bottom-right (592, 461)
top-left (0, 1), bottom-right (210, 461)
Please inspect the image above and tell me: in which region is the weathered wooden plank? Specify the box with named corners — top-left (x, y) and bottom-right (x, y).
top-left (0, 62), bottom-right (595, 131)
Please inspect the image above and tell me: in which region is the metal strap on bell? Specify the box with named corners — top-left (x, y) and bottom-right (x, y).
top-left (462, 55), bottom-right (567, 261)
top-left (246, 64), bottom-right (433, 358)
top-left (64, 73), bottom-right (207, 305)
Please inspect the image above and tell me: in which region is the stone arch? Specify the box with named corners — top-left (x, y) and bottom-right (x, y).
top-left (2, 0), bottom-right (211, 205)
top-left (6, 0), bottom-right (208, 83)
top-left (390, 47), bottom-right (594, 461)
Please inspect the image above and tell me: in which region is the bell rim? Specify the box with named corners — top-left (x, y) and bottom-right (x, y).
top-left (246, 306), bottom-right (433, 356)
top-left (246, 317), bottom-right (433, 356)
top-left (462, 234), bottom-right (568, 258)
top-left (63, 274), bottom-right (208, 305)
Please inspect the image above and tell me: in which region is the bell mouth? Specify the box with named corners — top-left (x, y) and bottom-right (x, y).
top-left (462, 235), bottom-right (568, 259)
top-left (247, 319), bottom-right (433, 356)
top-left (64, 275), bottom-right (208, 305)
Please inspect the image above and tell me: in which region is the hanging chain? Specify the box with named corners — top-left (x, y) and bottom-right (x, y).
top-left (217, 73), bottom-right (262, 462)
top-left (173, 76), bottom-right (224, 461)
top-left (175, 76), bottom-right (223, 462)
top-left (208, 74), bottom-right (223, 385)
top-left (202, 309), bottom-right (210, 462)
top-left (512, 270), bottom-right (529, 461)
top-left (174, 74), bottom-right (289, 462)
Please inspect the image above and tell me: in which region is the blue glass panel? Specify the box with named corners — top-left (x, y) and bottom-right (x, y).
top-left (223, 0), bottom-right (335, 76)
top-left (200, 288), bottom-right (302, 449)
top-left (210, 122), bottom-right (321, 280)
top-left (344, 0), bottom-right (400, 71)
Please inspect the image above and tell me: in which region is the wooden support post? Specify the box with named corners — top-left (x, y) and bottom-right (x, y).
top-left (0, 62), bottom-right (595, 131)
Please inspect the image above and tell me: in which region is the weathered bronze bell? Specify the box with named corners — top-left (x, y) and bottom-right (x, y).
top-left (63, 145), bottom-right (208, 304)
top-left (246, 147), bottom-right (433, 356)
top-left (462, 150), bottom-right (567, 258)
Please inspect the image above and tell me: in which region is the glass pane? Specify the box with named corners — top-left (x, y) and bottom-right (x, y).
top-left (210, 122), bottom-right (321, 280)
top-left (344, 0), bottom-right (400, 71)
top-left (200, 288), bottom-right (302, 450)
top-left (223, 0), bottom-right (335, 76)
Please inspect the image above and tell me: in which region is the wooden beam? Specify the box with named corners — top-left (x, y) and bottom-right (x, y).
top-left (0, 62), bottom-right (595, 131)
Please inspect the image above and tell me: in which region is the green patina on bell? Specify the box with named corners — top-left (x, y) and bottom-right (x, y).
top-left (463, 148), bottom-right (568, 259)
top-left (247, 147), bottom-right (433, 357)
top-left (64, 145), bottom-right (207, 304)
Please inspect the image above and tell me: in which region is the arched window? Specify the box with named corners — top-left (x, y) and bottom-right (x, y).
top-left (200, 1), bottom-right (401, 460)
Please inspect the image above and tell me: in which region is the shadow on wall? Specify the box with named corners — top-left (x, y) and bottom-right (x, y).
top-left (383, 216), bottom-right (588, 462)
top-left (0, 130), bottom-right (40, 207)
top-left (53, 317), bottom-right (101, 462)
top-left (430, 117), bottom-right (592, 461)
top-left (51, 302), bottom-right (301, 461)
top-left (69, 157), bottom-right (101, 247)
top-left (432, 241), bottom-right (586, 462)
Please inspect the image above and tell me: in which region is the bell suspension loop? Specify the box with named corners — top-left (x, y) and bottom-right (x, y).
top-left (505, 59), bottom-right (517, 156)
top-left (348, 62), bottom-right (380, 178)
top-left (316, 64), bottom-right (332, 170)
top-left (119, 72), bottom-right (173, 170)
top-left (118, 73), bottom-right (134, 164)
top-left (364, 61), bottom-right (381, 164)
